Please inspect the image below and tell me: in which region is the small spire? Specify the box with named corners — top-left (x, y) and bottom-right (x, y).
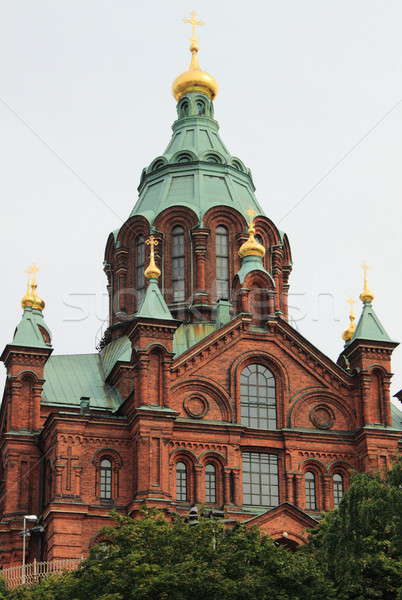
top-left (144, 236), bottom-right (161, 279)
top-left (342, 297), bottom-right (356, 341)
top-left (238, 209), bottom-right (265, 258)
top-left (21, 264), bottom-right (45, 311)
top-left (172, 11), bottom-right (218, 101)
top-left (359, 261), bottom-right (374, 303)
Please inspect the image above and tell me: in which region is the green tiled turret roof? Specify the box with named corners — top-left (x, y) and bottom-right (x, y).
top-left (351, 300), bottom-right (393, 344)
top-left (130, 93), bottom-right (265, 225)
top-left (11, 306), bottom-right (52, 350)
top-left (137, 277), bottom-right (174, 321)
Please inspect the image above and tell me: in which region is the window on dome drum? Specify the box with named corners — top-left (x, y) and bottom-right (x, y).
top-left (242, 452), bottom-right (278, 507)
top-left (255, 234), bottom-right (263, 246)
top-left (176, 461), bottom-right (187, 501)
top-left (240, 364), bottom-right (276, 429)
top-left (172, 226), bottom-right (185, 302)
top-left (305, 471), bottom-right (317, 510)
top-left (333, 473), bottom-right (343, 507)
top-left (216, 226), bottom-right (229, 299)
top-left (136, 235), bottom-right (145, 307)
top-left (100, 459), bottom-right (112, 500)
top-left (205, 464), bottom-right (216, 503)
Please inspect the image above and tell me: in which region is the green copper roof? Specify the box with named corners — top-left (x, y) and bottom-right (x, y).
top-left (100, 335), bottom-right (132, 379)
top-left (351, 301), bottom-right (393, 344)
top-left (130, 93), bottom-right (265, 225)
top-left (137, 278), bottom-right (174, 320)
top-left (11, 307), bottom-right (52, 349)
top-left (42, 354), bottom-right (121, 410)
top-left (236, 255), bottom-right (272, 284)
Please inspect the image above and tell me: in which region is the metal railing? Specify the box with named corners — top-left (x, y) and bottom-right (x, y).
top-left (1, 557), bottom-right (82, 589)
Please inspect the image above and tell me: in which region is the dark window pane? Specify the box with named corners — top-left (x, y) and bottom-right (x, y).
top-left (240, 364), bottom-right (277, 429)
top-left (333, 474), bottom-right (343, 507)
top-left (305, 471), bottom-right (317, 510)
top-left (172, 226), bottom-right (185, 302)
top-left (216, 226), bottom-right (229, 299)
top-left (100, 458), bottom-right (112, 499)
top-left (176, 461), bottom-right (187, 501)
top-left (242, 453), bottom-right (279, 507)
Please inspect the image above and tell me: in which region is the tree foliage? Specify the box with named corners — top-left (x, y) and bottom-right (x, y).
top-left (6, 510), bottom-right (332, 600)
top-left (307, 460), bottom-right (402, 600)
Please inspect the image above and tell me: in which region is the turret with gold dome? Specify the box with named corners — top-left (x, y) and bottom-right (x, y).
top-left (10, 265), bottom-right (52, 349)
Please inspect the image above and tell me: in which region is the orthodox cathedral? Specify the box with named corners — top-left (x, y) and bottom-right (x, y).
top-left (0, 14), bottom-right (401, 566)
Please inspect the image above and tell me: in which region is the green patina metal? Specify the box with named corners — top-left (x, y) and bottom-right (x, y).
top-left (136, 278), bottom-right (174, 320)
top-left (42, 354), bottom-right (121, 410)
top-left (351, 301), bottom-right (393, 344)
top-left (129, 93), bottom-right (265, 225)
top-left (11, 307), bottom-right (52, 350)
top-left (236, 254), bottom-right (271, 284)
top-left (100, 335), bottom-right (132, 379)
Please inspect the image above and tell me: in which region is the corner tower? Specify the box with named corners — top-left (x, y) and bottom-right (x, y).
top-left (103, 13), bottom-right (292, 353)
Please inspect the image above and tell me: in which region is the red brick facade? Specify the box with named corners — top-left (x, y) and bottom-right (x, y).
top-left (0, 96), bottom-right (401, 568)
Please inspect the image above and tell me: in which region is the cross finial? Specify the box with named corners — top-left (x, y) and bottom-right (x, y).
top-left (144, 236), bottom-right (161, 279)
top-left (346, 297), bottom-right (356, 317)
top-left (360, 261), bottom-right (374, 303)
top-left (183, 11), bottom-right (205, 50)
top-left (25, 264), bottom-right (39, 279)
top-left (246, 208), bottom-right (256, 225)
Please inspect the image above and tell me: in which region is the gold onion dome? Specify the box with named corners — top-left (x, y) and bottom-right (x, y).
top-left (21, 265), bottom-right (45, 311)
top-left (342, 298), bottom-right (356, 341)
top-left (144, 236), bottom-right (161, 279)
top-left (172, 12), bottom-right (218, 101)
top-left (238, 215), bottom-right (265, 259)
top-left (359, 262), bottom-right (374, 303)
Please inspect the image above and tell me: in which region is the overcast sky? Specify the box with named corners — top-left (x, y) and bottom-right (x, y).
top-left (1, 1), bottom-right (401, 401)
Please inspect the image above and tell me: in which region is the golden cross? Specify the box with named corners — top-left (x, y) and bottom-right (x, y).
top-left (25, 264), bottom-right (39, 276)
top-left (183, 11), bottom-right (205, 45)
top-left (361, 261), bottom-right (370, 288)
top-left (246, 208), bottom-right (256, 225)
top-left (146, 235), bottom-right (158, 250)
top-left (346, 297), bottom-right (355, 317)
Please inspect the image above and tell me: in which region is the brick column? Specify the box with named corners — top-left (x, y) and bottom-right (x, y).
top-left (192, 229), bottom-right (210, 305)
top-left (194, 465), bottom-right (203, 503)
top-left (294, 474), bottom-right (304, 509)
top-left (224, 469), bottom-right (232, 505)
top-left (272, 246), bottom-right (283, 313)
top-left (282, 266), bottom-right (291, 320)
top-left (323, 475), bottom-right (332, 511)
top-left (285, 473), bottom-right (295, 504)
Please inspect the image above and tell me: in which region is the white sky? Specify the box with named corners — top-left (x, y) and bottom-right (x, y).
top-left (0, 1), bottom-right (401, 401)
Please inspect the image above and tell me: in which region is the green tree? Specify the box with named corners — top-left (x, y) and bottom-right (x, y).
top-left (307, 460), bottom-right (402, 600)
top-left (7, 510), bottom-right (333, 600)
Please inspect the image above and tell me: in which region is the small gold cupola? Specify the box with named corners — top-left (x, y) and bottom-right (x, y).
top-left (342, 297), bottom-right (356, 341)
top-left (172, 11), bottom-right (218, 101)
top-left (21, 264), bottom-right (45, 311)
top-left (144, 236), bottom-right (161, 279)
top-left (359, 261), bottom-right (374, 303)
top-left (238, 210), bottom-right (265, 259)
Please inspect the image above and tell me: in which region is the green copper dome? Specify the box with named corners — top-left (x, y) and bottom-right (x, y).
top-left (130, 93), bottom-right (265, 225)
top-left (11, 306), bottom-right (52, 349)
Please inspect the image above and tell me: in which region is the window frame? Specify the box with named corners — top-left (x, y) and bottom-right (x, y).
top-left (240, 363), bottom-right (277, 430)
top-left (305, 471), bottom-right (317, 511)
top-left (242, 452), bottom-right (279, 507)
top-left (175, 461), bottom-right (188, 502)
top-left (205, 463), bottom-right (217, 504)
top-left (171, 225), bottom-right (186, 303)
top-left (99, 458), bottom-right (113, 501)
top-left (333, 473), bottom-right (343, 508)
top-left (136, 234), bottom-right (146, 309)
top-left (215, 225), bottom-right (230, 300)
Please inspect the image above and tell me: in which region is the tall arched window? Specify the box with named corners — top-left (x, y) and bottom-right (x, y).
top-left (305, 471), bottom-right (317, 510)
top-left (176, 461), bottom-right (187, 501)
top-left (205, 464), bottom-right (216, 503)
top-left (333, 473), bottom-right (343, 507)
top-left (240, 364), bottom-right (276, 429)
top-left (136, 235), bottom-right (145, 307)
top-left (100, 459), bottom-right (112, 500)
top-left (172, 226), bottom-right (185, 302)
top-left (216, 226), bottom-right (229, 299)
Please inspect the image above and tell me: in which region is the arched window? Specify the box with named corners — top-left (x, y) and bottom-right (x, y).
top-left (176, 461), bottom-right (187, 501)
top-left (205, 464), bottom-right (216, 504)
top-left (216, 226), bottom-right (229, 299)
top-left (305, 471), bottom-right (317, 510)
top-left (136, 235), bottom-right (145, 308)
top-left (100, 459), bottom-right (112, 500)
top-left (240, 364), bottom-right (276, 429)
top-left (333, 473), bottom-right (343, 507)
top-left (172, 226), bottom-right (185, 302)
